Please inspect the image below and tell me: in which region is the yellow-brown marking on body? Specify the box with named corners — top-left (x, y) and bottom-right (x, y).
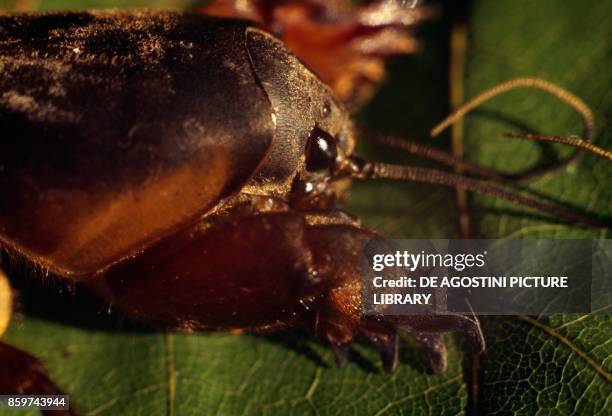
top-left (0, 269), bottom-right (11, 337)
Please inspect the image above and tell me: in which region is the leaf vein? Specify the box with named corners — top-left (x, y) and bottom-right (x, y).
top-left (518, 315), bottom-right (611, 382)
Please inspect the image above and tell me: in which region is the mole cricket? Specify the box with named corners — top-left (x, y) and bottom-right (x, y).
top-left (0, 0), bottom-right (610, 404)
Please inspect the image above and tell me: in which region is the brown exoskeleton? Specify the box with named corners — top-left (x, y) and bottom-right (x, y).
top-left (0, 5), bottom-right (610, 402)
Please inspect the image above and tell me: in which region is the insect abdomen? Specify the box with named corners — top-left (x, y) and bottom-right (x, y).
top-left (0, 11), bottom-right (275, 277)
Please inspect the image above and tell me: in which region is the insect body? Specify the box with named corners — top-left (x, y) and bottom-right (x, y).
top-left (0, 10), bottom-right (609, 389)
top-left (0, 10), bottom-right (481, 376)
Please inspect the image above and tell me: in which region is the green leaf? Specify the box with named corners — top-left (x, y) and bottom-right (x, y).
top-left (463, 0), bottom-right (611, 239)
top-left (462, 0), bottom-right (612, 414)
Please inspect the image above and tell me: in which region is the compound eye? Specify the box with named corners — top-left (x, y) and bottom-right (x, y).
top-left (305, 127), bottom-right (338, 172)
